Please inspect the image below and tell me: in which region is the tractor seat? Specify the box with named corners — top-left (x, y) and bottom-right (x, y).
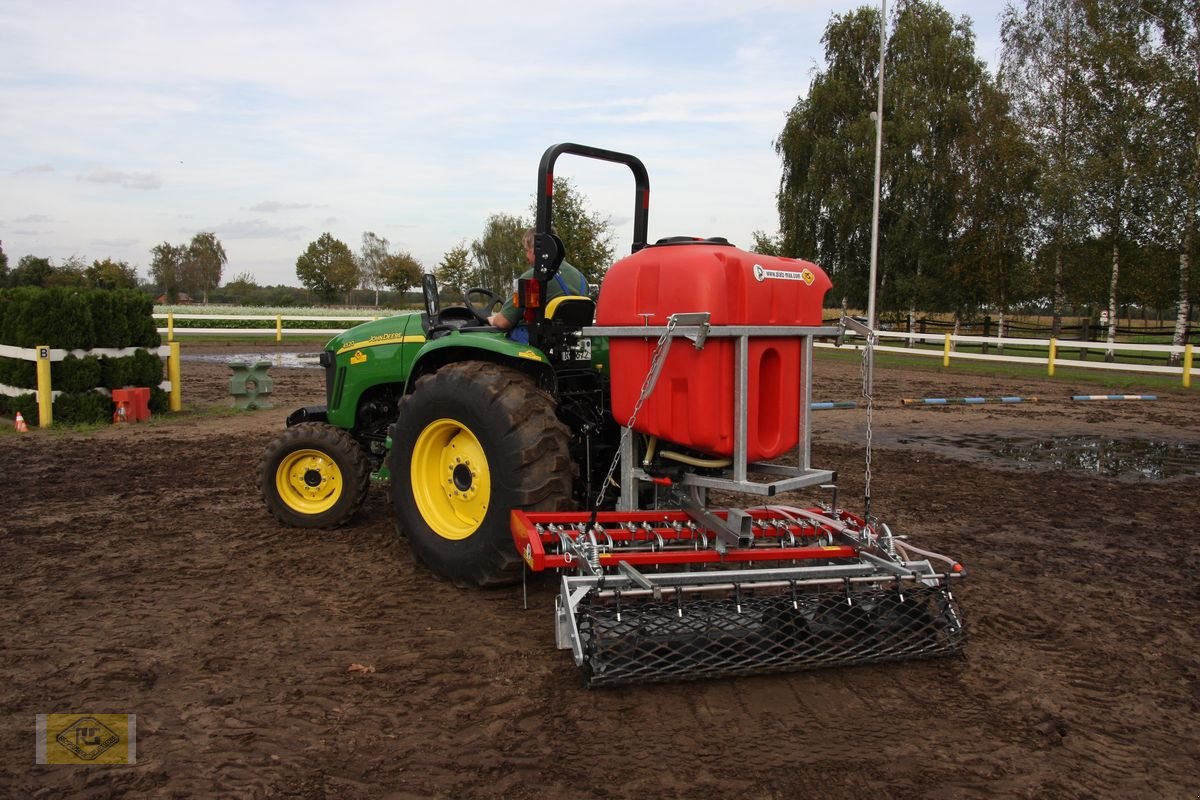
top-left (545, 295), bottom-right (594, 327)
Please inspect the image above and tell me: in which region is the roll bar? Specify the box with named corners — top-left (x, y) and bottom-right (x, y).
top-left (532, 143), bottom-right (650, 284)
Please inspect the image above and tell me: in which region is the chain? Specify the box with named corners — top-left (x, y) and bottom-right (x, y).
top-left (860, 330), bottom-right (876, 518)
top-left (591, 316), bottom-right (680, 516)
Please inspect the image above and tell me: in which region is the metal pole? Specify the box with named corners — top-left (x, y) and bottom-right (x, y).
top-left (866, 0), bottom-right (886, 331)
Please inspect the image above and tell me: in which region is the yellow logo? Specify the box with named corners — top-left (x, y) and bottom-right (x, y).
top-left (522, 543), bottom-right (534, 568)
top-left (800, 268), bottom-right (816, 286)
top-left (516, 349), bottom-right (543, 361)
top-left (37, 714), bottom-right (135, 764)
top-left (350, 350), bottom-right (367, 365)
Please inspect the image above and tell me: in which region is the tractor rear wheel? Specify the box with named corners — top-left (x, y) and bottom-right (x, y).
top-left (390, 362), bottom-right (573, 587)
top-left (258, 422), bottom-right (372, 528)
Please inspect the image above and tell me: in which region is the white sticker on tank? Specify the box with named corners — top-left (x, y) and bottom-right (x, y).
top-left (753, 264), bottom-right (816, 285)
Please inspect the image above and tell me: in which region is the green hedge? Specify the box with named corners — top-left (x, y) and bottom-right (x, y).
top-left (0, 287), bottom-right (159, 348)
top-left (0, 287), bottom-right (164, 425)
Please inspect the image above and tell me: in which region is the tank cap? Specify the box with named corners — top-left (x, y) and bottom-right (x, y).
top-left (652, 236), bottom-right (733, 247)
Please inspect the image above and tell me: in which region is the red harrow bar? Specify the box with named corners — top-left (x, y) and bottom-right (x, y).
top-left (512, 503), bottom-right (966, 687)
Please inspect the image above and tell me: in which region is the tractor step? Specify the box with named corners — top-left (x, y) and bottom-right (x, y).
top-left (513, 507), bottom-right (966, 687)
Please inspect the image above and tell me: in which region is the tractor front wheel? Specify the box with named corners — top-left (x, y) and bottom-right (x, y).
top-left (390, 362), bottom-right (573, 587)
top-left (258, 422), bottom-right (372, 528)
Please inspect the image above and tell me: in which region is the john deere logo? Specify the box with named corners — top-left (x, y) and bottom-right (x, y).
top-left (350, 350), bottom-right (367, 365)
top-left (37, 713), bottom-right (136, 764)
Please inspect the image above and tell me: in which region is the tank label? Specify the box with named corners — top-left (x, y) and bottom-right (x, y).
top-left (753, 264), bottom-right (816, 285)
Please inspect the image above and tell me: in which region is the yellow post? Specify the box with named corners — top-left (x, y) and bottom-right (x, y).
top-left (1184, 343), bottom-right (1194, 389)
top-left (167, 312), bottom-right (174, 342)
top-left (35, 345), bottom-right (53, 427)
top-left (1048, 338), bottom-right (1057, 377)
top-left (276, 315), bottom-right (283, 343)
top-left (168, 341), bottom-right (182, 412)
top-left (942, 334), bottom-right (952, 368)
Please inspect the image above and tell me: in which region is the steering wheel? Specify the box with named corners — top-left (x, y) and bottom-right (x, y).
top-left (464, 287), bottom-right (502, 324)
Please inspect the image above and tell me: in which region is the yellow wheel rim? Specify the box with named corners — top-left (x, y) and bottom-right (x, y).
top-left (411, 418), bottom-right (491, 540)
top-left (275, 448), bottom-right (343, 515)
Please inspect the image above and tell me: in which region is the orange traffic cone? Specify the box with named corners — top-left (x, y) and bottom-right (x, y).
top-left (14, 411), bottom-right (29, 432)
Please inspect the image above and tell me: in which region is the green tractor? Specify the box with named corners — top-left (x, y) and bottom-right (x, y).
top-left (259, 144), bottom-right (641, 586)
top-left (259, 143), bottom-right (968, 685)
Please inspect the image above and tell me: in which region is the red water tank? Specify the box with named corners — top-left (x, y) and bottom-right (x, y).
top-left (595, 238), bottom-right (831, 462)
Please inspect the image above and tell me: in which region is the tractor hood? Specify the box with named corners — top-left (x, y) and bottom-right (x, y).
top-left (324, 312), bottom-right (426, 358)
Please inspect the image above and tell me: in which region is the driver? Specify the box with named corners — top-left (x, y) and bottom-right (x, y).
top-left (488, 228), bottom-right (589, 343)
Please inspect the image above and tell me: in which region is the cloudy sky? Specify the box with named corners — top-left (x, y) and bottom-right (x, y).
top-left (1, 0), bottom-right (1006, 288)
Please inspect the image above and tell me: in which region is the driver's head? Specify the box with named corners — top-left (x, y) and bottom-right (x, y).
top-left (523, 229), bottom-right (535, 265)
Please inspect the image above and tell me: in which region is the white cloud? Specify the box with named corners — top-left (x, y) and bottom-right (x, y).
top-left (210, 220), bottom-right (309, 240)
top-left (82, 170), bottom-right (163, 190)
top-left (251, 201), bottom-right (317, 213)
top-left (11, 163), bottom-right (54, 176)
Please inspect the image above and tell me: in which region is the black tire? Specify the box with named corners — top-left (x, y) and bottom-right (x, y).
top-left (258, 422), bottom-right (372, 529)
top-left (390, 362), bottom-right (573, 587)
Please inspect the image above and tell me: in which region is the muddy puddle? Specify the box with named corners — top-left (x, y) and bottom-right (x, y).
top-left (880, 432), bottom-right (1200, 480)
top-left (180, 351), bottom-right (322, 369)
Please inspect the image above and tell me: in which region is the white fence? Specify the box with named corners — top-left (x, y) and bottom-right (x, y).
top-left (155, 312), bottom-right (1196, 387)
top-left (154, 312), bottom-right (378, 341)
top-left (818, 329), bottom-right (1195, 386)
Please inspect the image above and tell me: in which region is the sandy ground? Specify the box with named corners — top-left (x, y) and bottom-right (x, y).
top-left (1, 342), bottom-right (1198, 799)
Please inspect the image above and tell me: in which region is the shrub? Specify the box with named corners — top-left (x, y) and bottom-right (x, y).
top-left (56, 354), bottom-right (103, 393)
top-left (52, 391), bottom-right (112, 425)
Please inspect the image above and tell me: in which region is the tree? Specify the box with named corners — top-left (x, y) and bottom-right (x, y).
top-left (295, 233), bottom-right (359, 303)
top-left (378, 251), bottom-right (423, 296)
top-left (1000, 0), bottom-right (1092, 335)
top-left (1071, 0), bottom-right (1159, 358)
top-left (435, 241), bottom-right (477, 297)
top-left (749, 231), bottom-right (785, 256)
top-left (0, 240), bottom-right (8, 286)
top-left (1149, 0), bottom-right (1200, 362)
top-left (776, 6), bottom-right (883, 307)
top-left (883, 0), bottom-right (990, 326)
top-left (185, 232), bottom-right (227, 304)
top-left (150, 242), bottom-right (187, 301)
top-left (85, 258), bottom-right (139, 289)
top-left (775, 0), bottom-right (997, 320)
top-left (224, 271), bottom-right (260, 304)
top-left (471, 213), bottom-right (527, 295)
top-left (44, 255), bottom-right (88, 288)
top-left (531, 177), bottom-right (616, 287)
top-left (358, 232), bottom-right (390, 306)
top-left (10, 255), bottom-right (54, 287)
top-left (952, 81), bottom-right (1040, 338)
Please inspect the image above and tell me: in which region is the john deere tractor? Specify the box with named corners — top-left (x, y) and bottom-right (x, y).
top-left (259, 143), bottom-right (966, 686)
top-left (260, 144), bottom-right (638, 586)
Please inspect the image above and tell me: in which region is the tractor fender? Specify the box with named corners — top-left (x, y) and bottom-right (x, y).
top-left (405, 334), bottom-right (553, 392)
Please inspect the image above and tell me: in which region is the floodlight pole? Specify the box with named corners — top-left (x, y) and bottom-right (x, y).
top-left (866, 0), bottom-right (886, 332)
